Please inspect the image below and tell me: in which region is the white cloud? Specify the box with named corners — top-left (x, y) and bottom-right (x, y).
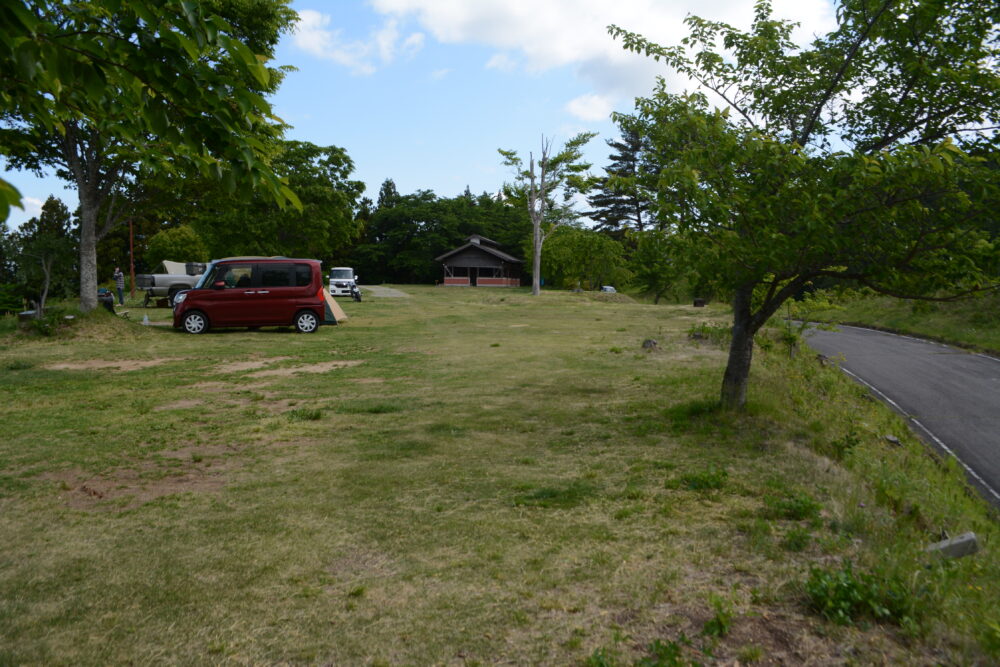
top-left (430, 68), bottom-right (451, 80)
top-left (485, 53), bottom-right (517, 72)
top-left (370, 0), bottom-right (837, 99)
top-left (401, 32), bottom-right (425, 58)
top-left (374, 18), bottom-right (400, 62)
top-left (292, 9), bottom-right (425, 75)
top-left (566, 93), bottom-right (614, 122)
top-left (21, 197), bottom-right (43, 221)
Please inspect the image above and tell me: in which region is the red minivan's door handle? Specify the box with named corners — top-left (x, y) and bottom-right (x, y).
top-left (256, 290), bottom-right (270, 294)
top-left (242, 290), bottom-right (257, 294)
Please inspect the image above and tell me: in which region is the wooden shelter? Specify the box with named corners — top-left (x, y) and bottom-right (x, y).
top-left (435, 235), bottom-right (523, 287)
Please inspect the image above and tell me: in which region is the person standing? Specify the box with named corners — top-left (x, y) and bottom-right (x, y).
top-left (113, 267), bottom-right (125, 306)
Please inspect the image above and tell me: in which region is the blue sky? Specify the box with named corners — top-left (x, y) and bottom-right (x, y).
top-left (3, 0), bottom-right (835, 230)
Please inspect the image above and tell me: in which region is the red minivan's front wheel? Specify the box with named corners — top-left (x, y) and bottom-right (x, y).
top-left (294, 310), bottom-right (319, 333)
top-left (182, 310), bottom-right (209, 334)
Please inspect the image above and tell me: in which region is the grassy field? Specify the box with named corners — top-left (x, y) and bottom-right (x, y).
top-left (1, 286), bottom-right (999, 664)
top-left (808, 291), bottom-right (1000, 353)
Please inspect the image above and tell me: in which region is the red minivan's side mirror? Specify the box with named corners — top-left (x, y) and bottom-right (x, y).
top-left (212, 280), bottom-right (226, 289)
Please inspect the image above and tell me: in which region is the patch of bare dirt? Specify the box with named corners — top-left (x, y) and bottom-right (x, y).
top-left (326, 547), bottom-right (398, 596)
top-left (212, 357), bottom-right (292, 374)
top-left (248, 360), bottom-right (363, 378)
top-left (41, 459), bottom-right (232, 511)
top-left (154, 398), bottom-right (202, 411)
top-left (188, 381), bottom-right (229, 391)
top-left (44, 358), bottom-right (179, 371)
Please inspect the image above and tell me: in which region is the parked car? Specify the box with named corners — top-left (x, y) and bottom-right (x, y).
top-left (600, 285), bottom-right (617, 293)
top-left (135, 260), bottom-right (206, 305)
top-left (329, 267), bottom-right (360, 301)
top-left (172, 257), bottom-right (332, 334)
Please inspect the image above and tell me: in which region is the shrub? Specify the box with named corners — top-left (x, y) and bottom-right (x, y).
top-left (805, 561), bottom-right (914, 626)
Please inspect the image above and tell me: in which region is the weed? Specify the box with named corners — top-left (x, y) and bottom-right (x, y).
top-left (982, 619), bottom-right (1000, 655)
top-left (687, 322), bottom-right (731, 347)
top-left (702, 594), bottom-right (732, 638)
top-left (805, 561), bottom-right (915, 626)
top-left (336, 400), bottom-right (405, 414)
top-left (737, 644), bottom-right (764, 663)
top-left (781, 526), bottom-right (811, 552)
top-left (672, 466), bottom-right (728, 492)
top-left (763, 490), bottom-right (822, 521)
top-left (586, 646), bottom-right (618, 667)
top-left (739, 518), bottom-right (774, 555)
top-left (513, 480), bottom-right (598, 509)
top-left (830, 429), bottom-right (862, 459)
top-left (287, 408), bottom-right (323, 422)
top-left (347, 586), bottom-right (366, 598)
top-left (634, 635), bottom-right (696, 667)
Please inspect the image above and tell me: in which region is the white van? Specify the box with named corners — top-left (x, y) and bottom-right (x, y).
top-left (329, 267), bottom-right (359, 301)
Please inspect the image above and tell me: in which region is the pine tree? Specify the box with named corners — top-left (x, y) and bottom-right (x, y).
top-left (586, 128), bottom-right (650, 238)
top-left (376, 179), bottom-right (401, 210)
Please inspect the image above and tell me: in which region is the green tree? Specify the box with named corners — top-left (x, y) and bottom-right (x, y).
top-left (586, 128), bottom-right (651, 238)
top-left (184, 141), bottom-right (364, 260)
top-left (376, 178), bottom-right (402, 210)
top-left (144, 226), bottom-right (210, 269)
top-left (13, 195), bottom-right (77, 314)
top-left (499, 133), bottom-right (598, 295)
top-left (611, 0), bottom-right (1000, 409)
top-left (629, 229), bottom-right (679, 304)
top-left (0, 0), bottom-right (299, 311)
top-left (543, 226), bottom-right (631, 290)
top-left (353, 190), bottom-right (460, 284)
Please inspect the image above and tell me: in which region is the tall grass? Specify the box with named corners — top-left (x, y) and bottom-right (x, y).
top-left (809, 290), bottom-right (1000, 352)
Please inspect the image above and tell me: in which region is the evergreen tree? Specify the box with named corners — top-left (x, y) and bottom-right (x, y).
top-left (13, 195), bottom-right (78, 312)
top-left (586, 128), bottom-right (650, 238)
top-left (377, 179), bottom-right (401, 210)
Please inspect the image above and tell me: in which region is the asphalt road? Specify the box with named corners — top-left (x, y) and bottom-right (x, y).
top-left (804, 325), bottom-right (1000, 507)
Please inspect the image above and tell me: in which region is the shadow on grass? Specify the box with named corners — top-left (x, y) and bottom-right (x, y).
top-left (512, 480), bottom-right (599, 509)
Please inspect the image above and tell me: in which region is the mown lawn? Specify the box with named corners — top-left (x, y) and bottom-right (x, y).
top-left (1, 286), bottom-right (998, 664)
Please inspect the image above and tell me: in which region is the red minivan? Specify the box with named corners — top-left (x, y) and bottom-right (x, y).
top-left (172, 257), bottom-right (332, 333)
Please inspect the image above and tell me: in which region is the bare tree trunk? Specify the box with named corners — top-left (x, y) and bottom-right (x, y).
top-left (720, 285), bottom-right (756, 410)
top-left (529, 149), bottom-right (546, 296)
top-left (531, 217), bottom-right (542, 295)
top-left (38, 256), bottom-right (53, 316)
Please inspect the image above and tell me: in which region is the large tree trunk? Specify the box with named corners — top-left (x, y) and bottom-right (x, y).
top-left (720, 285), bottom-right (757, 410)
top-left (77, 197), bottom-right (100, 312)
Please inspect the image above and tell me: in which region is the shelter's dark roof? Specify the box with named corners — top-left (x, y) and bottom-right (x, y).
top-left (435, 237), bottom-right (523, 264)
